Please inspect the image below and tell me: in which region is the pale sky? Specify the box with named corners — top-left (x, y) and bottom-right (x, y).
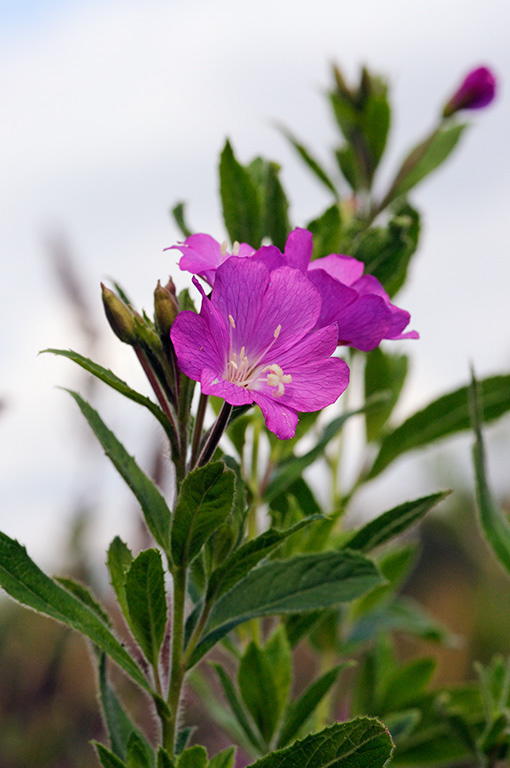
top-left (1, 0), bottom-right (509, 566)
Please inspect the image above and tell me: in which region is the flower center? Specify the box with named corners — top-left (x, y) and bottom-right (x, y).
top-left (224, 318), bottom-right (292, 397)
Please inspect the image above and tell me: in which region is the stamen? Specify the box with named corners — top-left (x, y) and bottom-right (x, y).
top-left (265, 363), bottom-right (292, 398)
top-left (220, 241), bottom-right (228, 256)
top-left (229, 315), bottom-right (236, 328)
top-left (232, 241), bottom-right (240, 256)
top-left (273, 324), bottom-right (282, 339)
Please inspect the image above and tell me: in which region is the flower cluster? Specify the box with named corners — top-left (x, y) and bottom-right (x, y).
top-left (170, 229), bottom-right (418, 438)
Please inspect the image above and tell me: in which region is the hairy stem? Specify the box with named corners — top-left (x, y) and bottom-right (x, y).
top-left (197, 401), bottom-right (233, 467)
top-left (167, 565), bottom-right (187, 756)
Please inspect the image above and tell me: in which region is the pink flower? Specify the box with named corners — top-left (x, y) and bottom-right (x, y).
top-left (168, 233), bottom-right (255, 286)
top-left (443, 66), bottom-right (496, 117)
top-left (170, 257), bottom-right (349, 439)
top-left (254, 228), bottom-right (418, 351)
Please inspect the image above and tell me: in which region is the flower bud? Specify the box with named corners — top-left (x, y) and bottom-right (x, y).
top-left (154, 279), bottom-right (179, 335)
top-left (443, 66), bottom-right (496, 118)
top-left (101, 283), bottom-right (138, 344)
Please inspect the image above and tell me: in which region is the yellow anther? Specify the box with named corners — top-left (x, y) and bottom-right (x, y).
top-left (232, 241), bottom-right (240, 256)
top-left (229, 314), bottom-right (236, 328)
top-left (220, 241), bottom-right (228, 256)
top-left (274, 324), bottom-right (282, 339)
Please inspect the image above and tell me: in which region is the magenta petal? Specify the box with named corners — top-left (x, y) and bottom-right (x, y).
top-left (170, 309), bottom-right (228, 380)
top-left (280, 356), bottom-right (349, 412)
top-left (283, 228), bottom-right (313, 272)
top-left (337, 294), bottom-right (393, 351)
top-left (308, 253), bottom-right (365, 286)
top-left (171, 234), bottom-right (223, 275)
top-left (251, 392), bottom-right (299, 439)
top-left (307, 269), bottom-right (358, 329)
top-left (253, 245), bottom-right (287, 272)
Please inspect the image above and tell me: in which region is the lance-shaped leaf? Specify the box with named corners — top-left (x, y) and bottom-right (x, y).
top-left (248, 157), bottom-right (290, 252)
top-left (470, 372), bottom-right (510, 574)
top-left (126, 731), bottom-right (154, 768)
top-left (219, 140), bottom-right (263, 247)
top-left (188, 550), bottom-right (382, 666)
top-left (277, 666), bottom-right (347, 748)
top-left (107, 537), bottom-right (134, 622)
top-left (380, 122), bottom-right (467, 208)
top-left (67, 390), bottom-right (172, 551)
top-left (172, 201), bottom-right (194, 238)
top-left (44, 349), bottom-right (173, 437)
top-left (365, 347), bottom-right (408, 442)
top-left (125, 549), bottom-right (167, 666)
top-left (238, 639), bottom-right (286, 743)
top-left (171, 462), bottom-right (235, 567)
top-left (209, 747), bottom-right (236, 768)
top-left (95, 743), bottom-right (127, 768)
top-left (247, 716), bottom-right (393, 768)
top-left (207, 516), bottom-right (322, 601)
top-left (367, 374), bottom-right (510, 480)
top-left (278, 126), bottom-right (339, 198)
top-left (212, 663), bottom-right (265, 753)
top-left (345, 491), bottom-right (450, 553)
top-left (0, 532), bottom-right (151, 692)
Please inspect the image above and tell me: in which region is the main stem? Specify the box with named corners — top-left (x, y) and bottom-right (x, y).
top-left (167, 565), bottom-right (187, 756)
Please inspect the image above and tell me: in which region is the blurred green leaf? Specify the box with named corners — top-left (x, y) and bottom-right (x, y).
top-left (209, 747), bottom-right (236, 768)
top-left (365, 347), bottom-right (408, 441)
top-left (0, 532), bottom-right (151, 692)
top-left (278, 126), bottom-right (338, 198)
top-left (67, 390), bottom-right (172, 552)
top-left (189, 550), bottom-right (382, 666)
top-left (307, 205), bottom-right (345, 259)
top-left (346, 491), bottom-right (450, 553)
top-left (219, 140), bottom-right (263, 247)
top-left (367, 374), bottom-right (510, 480)
top-left (382, 123), bottom-right (467, 207)
top-left (172, 202), bottom-right (193, 238)
top-left (126, 731), bottom-right (154, 768)
top-left (176, 746), bottom-right (208, 768)
top-left (379, 658), bottom-right (436, 712)
top-left (95, 743), bottom-right (127, 768)
top-left (125, 549), bottom-right (167, 667)
top-left (247, 717), bottom-right (393, 767)
top-left (249, 157), bottom-right (291, 250)
top-left (157, 750), bottom-right (176, 768)
top-left (238, 641), bottom-right (282, 742)
top-left (470, 373), bottom-right (510, 574)
top-left (212, 662), bottom-right (265, 753)
top-left (277, 666), bottom-right (345, 747)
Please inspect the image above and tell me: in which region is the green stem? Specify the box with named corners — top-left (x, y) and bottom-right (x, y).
top-left (134, 347), bottom-right (180, 459)
top-left (167, 565), bottom-right (187, 756)
top-left (197, 401), bottom-right (233, 467)
top-left (190, 393), bottom-right (209, 469)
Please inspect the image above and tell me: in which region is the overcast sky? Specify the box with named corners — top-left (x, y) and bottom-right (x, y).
top-left (1, 0), bottom-right (509, 566)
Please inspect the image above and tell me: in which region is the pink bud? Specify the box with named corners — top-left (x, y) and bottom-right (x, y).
top-left (443, 66), bottom-right (496, 117)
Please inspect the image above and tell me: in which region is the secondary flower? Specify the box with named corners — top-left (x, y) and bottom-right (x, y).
top-left (443, 66), bottom-right (496, 117)
top-left (253, 228), bottom-right (418, 351)
top-left (168, 233), bottom-right (255, 285)
top-left (170, 257), bottom-right (349, 439)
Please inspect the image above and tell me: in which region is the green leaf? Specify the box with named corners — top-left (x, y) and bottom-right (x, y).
top-left (348, 595), bottom-right (453, 646)
top-left (67, 390), bottom-right (172, 551)
top-left (157, 749), bottom-right (176, 768)
top-left (247, 716), bottom-right (393, 767)
top-left (350, 544), bottom-right (419, 619)
top-left (219, 140), bottom-right (263, 247)
top-left (238, 641), bottom-right (282, 743)
top-left (44, 349), bottom-right (172, 437)
top-left (365, 347), bottom-right (408, 442)
top-left (278, 126), bottom-right (338, 198)
top-left (248, 157), bottom-right (290, 251)
top-left (265, 404), bottom-right (379, 502)
top-left (189, 550), bottom-right (382, 666)
top-left (212, 662), bottom-right (266, 753)
top-left (95, 742), bottom-right (128, 768)
top-left (107, 537), bottom-right (134, 622)
top-left (345, 492), bottom-right (450, 553)
top-left (126, 731), bottom-right (154, 768)
top-left (277, 666), bottom-right (344, 748)
top-left (175, 727), bottom-right (196, 756)
top-left (171, 461), bottom-right (235, 566)
top-left (56, 576), bottom-right (111, 625)
top-left (469, 373), bottom-right (510, 574)
top-left (368, 374), bottom-right (510, 480)
top-left (208, 747), bottom-right (236, 768)
top-left (0, 533), bottom-right (151, 691)
top-left (207, 517), bottom-right (322, 601)
top-left (176, 745), bottom-right (208, 768)
top-left (383, 123), bottom-right (467, 206)
top-left (380, 658), bottom-right (436, 712)
top-left (172, 202), bottom-right (194, 238)
top-left (125, 549), bottom-right (167, 666)
top-left (264, 627), bottom-right (292, 720)
top-left (98, 653), bottom-right (151, 760)
top-left (307, 205), bottom-right (345, 259)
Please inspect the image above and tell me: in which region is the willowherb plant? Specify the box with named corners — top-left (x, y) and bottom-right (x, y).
top-left (2, 63), bottom-right (509, 768)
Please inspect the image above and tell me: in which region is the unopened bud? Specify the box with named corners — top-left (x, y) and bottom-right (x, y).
top-left (101, 283), bottom-right (138, 344)
top-left (443, 66), bottom-right (496, 118)
top-left (154, 279), bottom-right (179, 335)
